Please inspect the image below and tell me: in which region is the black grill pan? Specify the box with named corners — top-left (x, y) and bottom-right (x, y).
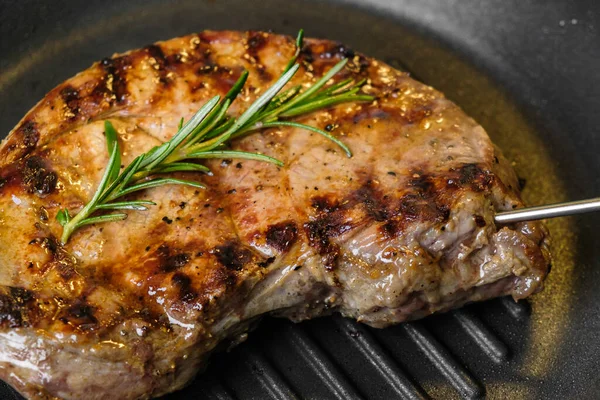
top-left (1, 0), bottom-right (599, 398)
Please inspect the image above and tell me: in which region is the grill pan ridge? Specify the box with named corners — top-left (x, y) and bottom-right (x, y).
top-left (0, 0), bottom-right (599, 398)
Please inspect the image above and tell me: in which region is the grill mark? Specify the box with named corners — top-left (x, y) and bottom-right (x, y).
top-left (400, 194), bottom-right (450, 222)
top-left (100, 56), bottom-right (130, 103)
top-left (32, 236), bottom-right (80, 281)
top-left (266, 221), bottom-right (298, 252)
top-left (350, 107), bottom-right (390, 125)
top-left (172, 273), bottom-right (197, 303)
top-left (205, 267), bottom-right (237, 292)
top-left (353, 184), bottom-right (389, 222)
top-left (195, 63), bottom-right (244, 94)
top-left (379, 172), bottom-right (453, 238)
top-left (380, 164), bottom-right (480, 238)
top-left (245, 31), bottom-right (272, 81)
top-left (22, 156), bottom-right (58, 196)
top-left (156, 244), bottom-right (190, 273)
top-left (404, 104), bottom-right (433, 123)
top-left (311, 195), bottom-right (340, 213)
top-left (347, 54), bottom-right (371, 75)
top-left (306, 183), bottom-right (390, 267)
top-left (299, 46), bottom-right (314, 63)
top-left (145, 45), bottom-right (167, 68)
top-left (2, 120), bottom-right (40, 159)
top-left (60, 300), bottom-right (97, 331)
top-left (196, 64), bottom-right (233, 75)
top-left (40, 236), bottom-right (59, 255)
top-left (144, 44), bottom-right (171, 86)
top-left (336, 102), bottom-right (430, 129)
top-left (306, 166), bottom-right (486, 246)
top-left (449, 163), bottom-right (494, 192)
top-left (409, 173), bottom-right (433, 193)
top-left (304, 212), bottom-right (353, 270)
top-left (20, 120), bottom-right (39, 150)
top-left (0, 287), bottom-right (35, 328)
top-left (316, 42), bottom-right (356, 60)
top-left (213, 241), bottom-right (254, 271)
top-left (305, 41), bottom-right (370, 77)
top-left (246, 31), bottom-right (268, 54)
top-left (60, 85), bottom-right (80, 120)
top-left (56, 261), bottom-right (77, 281)
top-left (197, 31), bottom-right (225, 44)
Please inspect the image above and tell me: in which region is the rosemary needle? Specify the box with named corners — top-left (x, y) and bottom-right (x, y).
top-left (57, 30), bottom-right (374, 244)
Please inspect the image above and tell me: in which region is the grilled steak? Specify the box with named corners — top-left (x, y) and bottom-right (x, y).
top-left (0, 31), bottom-right (550, 399)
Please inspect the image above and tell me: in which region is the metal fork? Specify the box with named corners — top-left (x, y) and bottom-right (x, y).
top-left (495, 197), bottom-right (600, 224)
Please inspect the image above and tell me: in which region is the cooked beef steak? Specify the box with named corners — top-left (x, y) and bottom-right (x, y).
top-left (0, 31), bottom-right (550, 399)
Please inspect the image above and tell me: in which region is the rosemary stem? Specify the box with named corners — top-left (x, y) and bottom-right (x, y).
top-left (56, 29), bottom-right (372, 244)
top-left (60, 204), bottom-right (93, 244)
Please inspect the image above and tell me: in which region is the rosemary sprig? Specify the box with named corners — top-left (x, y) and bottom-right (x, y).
top-left (56, 30), bottom-right (374, 244)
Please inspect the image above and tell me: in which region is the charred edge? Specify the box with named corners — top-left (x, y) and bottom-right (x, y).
top-left (100, 56), bottom-right (130, 103)
top-left (22, 156), bottom-right (57, 196)
top-left (172, 272), bottom-right (197, 303)
top-left (213, 241), bottom-right (254, 271)
top-left (0, 287), bottom-right (35, 328)
top-left (145, 44), bottom-right (171, 85)
top-left (266, 221), bottom-right (298, 252)
top-left (61, 300), bottom-right (98, 330)
top-left (157, 244), bottom-right (190, 273)
top-left (60, 85), bottom-right (80, 120)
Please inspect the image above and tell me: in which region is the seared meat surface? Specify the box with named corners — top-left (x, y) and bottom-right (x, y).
top-left (0, 31), bottom-right (550, 399)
